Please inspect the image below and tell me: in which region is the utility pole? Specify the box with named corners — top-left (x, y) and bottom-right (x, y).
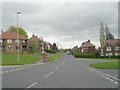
top-left (57, 42), bottom-right (58, 59)
top-left (108, 33), bottom-right (111, 59)
top-left (17, 11), bottom-right (21, 64)
top-left (72, 34), bottom-right (74, 56)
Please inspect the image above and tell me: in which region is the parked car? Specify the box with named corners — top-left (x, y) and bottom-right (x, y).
top-left (67, 51), bottom-right (71, 55)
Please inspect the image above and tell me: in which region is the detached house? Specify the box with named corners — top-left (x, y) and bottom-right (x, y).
top-left (0, 31), bottom-right (27, 53)
top-left (79, 40), bottom-right (95, 53)
top-left (100, 39), bottom-right (120, 56)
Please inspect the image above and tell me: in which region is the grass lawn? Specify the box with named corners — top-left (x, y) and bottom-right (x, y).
top-left (80, 58), bottom-right (119, 60)
top-left (1, 53), bottom-right (42, 65)
top-left (90, 62), bottom-right (119, 69)
top-left (48, 52), bottom-right (63, 62)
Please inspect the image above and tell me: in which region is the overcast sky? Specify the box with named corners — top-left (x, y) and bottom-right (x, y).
top-left (2, 1), bottom-right (118, 49)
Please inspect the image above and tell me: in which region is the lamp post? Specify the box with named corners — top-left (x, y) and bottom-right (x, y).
top-left (17, 11), bottom-right (21, 64)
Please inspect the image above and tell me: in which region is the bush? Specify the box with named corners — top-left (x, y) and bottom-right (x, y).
top-left (98, 55), bottom-right (120, 58)
top-left (74, 52), bottom-right (96, 58)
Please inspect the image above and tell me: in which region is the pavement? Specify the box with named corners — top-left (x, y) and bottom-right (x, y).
top-left (2, 54), bottom-right (119, 89)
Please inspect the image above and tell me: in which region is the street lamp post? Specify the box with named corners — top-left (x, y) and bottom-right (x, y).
top-left (17, 11), bottom-right (21, 64)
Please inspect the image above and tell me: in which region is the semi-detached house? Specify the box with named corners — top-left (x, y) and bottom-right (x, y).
top-left (0, 31), bottom-right (27, 53)
top-left (100, 39), bottom-right (120, 56)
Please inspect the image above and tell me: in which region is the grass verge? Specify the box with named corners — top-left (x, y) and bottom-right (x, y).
top-left (48, 52), bottom-right (63, 62)
top-left (1, 53), bottom-right (42, 65)
top-left (90, 61), bottom-right (119, 69)
top-left (80, 58), bottom-right (119, 60)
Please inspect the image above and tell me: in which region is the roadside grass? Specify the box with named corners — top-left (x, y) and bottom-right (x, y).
top-left (48, 52), bottom-right (63, 62)
top-left (80, 58), bottom-right (119, 60)
top-left (1, 53), bottom-right (42, 65)
top-left (90, 62), bottom-right (120, 69)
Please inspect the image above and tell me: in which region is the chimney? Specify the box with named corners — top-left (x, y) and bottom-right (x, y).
top-left (82, 42), bottom-right (85, 45)
top-left (32, 34), bottom-right (35, 37)
top-left (88, 40), bottom-right (90, 43)
top-left (1, 29), bottom-right (3, 34)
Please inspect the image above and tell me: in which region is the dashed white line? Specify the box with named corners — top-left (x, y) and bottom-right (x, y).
top-left (43, 71), bottom-right (54, 78)
top-left (55, 67), bottom-right (59, 71)
top-left (114, 81), bottom-right (118, 84)
top-left (27, 82), bottom-right (37, 88)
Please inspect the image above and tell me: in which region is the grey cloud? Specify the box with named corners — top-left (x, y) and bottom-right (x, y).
top-left (2, 2), bottom-right (118, 48)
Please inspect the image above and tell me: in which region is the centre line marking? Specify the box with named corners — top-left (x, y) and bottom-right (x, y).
top-left (55, 67), bottom-right (59, 71)
top-left (43, 72), bottom-right (53, 78)
top-left (27, 82), bottom-right (37, 89)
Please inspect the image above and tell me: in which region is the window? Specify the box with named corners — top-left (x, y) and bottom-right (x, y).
top-left (115, 47), bottom-right (120, 51)
top-left (115, 53), bottom-right (120, 56)
top-left (105, 53), bottom-right (109, 56)
top-left (7, 46), bottom-right (12, 50)
top-left (101, 49), bottom-right (103, 52)
top-left (7, 39), bottom-right (12, 43)
top-left (0, 39), bottom-right (3, 43)
top-left (16, 46), bottom-right (20, 50)
top-left (106, 47), bottom-right (111, 51)
top-left (22, 40), bottom-right (25, 43)
top-left (106, 53), bottom-right (112, 56)
top-left (15, 40), bottom-right (20, 43)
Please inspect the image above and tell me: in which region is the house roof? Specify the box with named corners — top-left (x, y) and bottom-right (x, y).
top-left (0, 31), bottom-right (27, 40)
top-left (101, 39), bottom-right (120, 48)
top-left (80, 40), bottom-right (95, 48)
top-left (28, 34), bottom-right (41, 41)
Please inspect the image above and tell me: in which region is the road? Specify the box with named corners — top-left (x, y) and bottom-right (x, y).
top-left (2, 54), bottom-right (119, 89)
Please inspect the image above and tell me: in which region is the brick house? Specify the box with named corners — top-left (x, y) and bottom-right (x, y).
top-left (28, 34), bottom-right (45, 53)
top-left (0, 31), bottom-right (27, 53)
top-left (100, 39), bottom-right (120, 56)
top-left (79, 40), bottom-right (95, 53)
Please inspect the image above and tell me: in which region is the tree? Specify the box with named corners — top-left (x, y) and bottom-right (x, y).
top-left (7, 26), bottom-right (28, 38)
top-left (106, 33), bottom-right (114, 40)
top-left (51, 43), bottom-right (58, 53)
top-left (27, 40), bottom-right (38, 53)
top-left (99, 22), bottom-right (114, 45)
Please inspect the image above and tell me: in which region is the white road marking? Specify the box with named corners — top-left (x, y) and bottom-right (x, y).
top-left (76, 60), bottom-right (118, 84)
top-left (114, 81), bottom-right (118, 84)
top-left (1, 68), bottom-right (22, 74)
top-left (55, 67), bottom-right (59, 71)
top-left (27, 82), bottom-right (37, 88)
top-left (43, 72), bottom-right (54, 78)
top-left (88, 68), bottom-right (118, 84)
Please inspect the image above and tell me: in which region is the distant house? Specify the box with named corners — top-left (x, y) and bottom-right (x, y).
top-left (72, 46), bottom-right (79, 52)
top-left (100, 39), bottom-right (120, 56)
top-left (28, 34), bottom-right (44, 53)
top-left (0, 31), bottom-right (27, 53)
top-left (79, 40), bottom-right (95, 53)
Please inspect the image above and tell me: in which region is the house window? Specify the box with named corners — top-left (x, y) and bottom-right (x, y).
top-left (115, 53), bottom-right (120, 56)
top-left (106, 53), bottom-right (109, 56)
top-left (106, 53), bottom-right (113, 56)
top-left (0, 39), bottom-right (3, 43)
top-left (115, 47), bottom-right (120, 51)
top-left (106, 47), bottom-right (111, 51)
top-left (7, 46), bottom-right (12, 50)
top-left (81, 49), bottom-right (84, 52)
top-left (15, 40), bottom-right (20, 43)
top-left (101, 49), bottom-right (103, 52)
top-left (22, 40), bottom-right (25, 43)
top-left (16, 46), bottom-right (20, 50)
top-left (7, 39), bottom-right (12, 43)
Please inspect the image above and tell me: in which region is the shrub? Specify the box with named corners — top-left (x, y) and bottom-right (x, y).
top-left (74, 52), bottom-right (96, 58)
